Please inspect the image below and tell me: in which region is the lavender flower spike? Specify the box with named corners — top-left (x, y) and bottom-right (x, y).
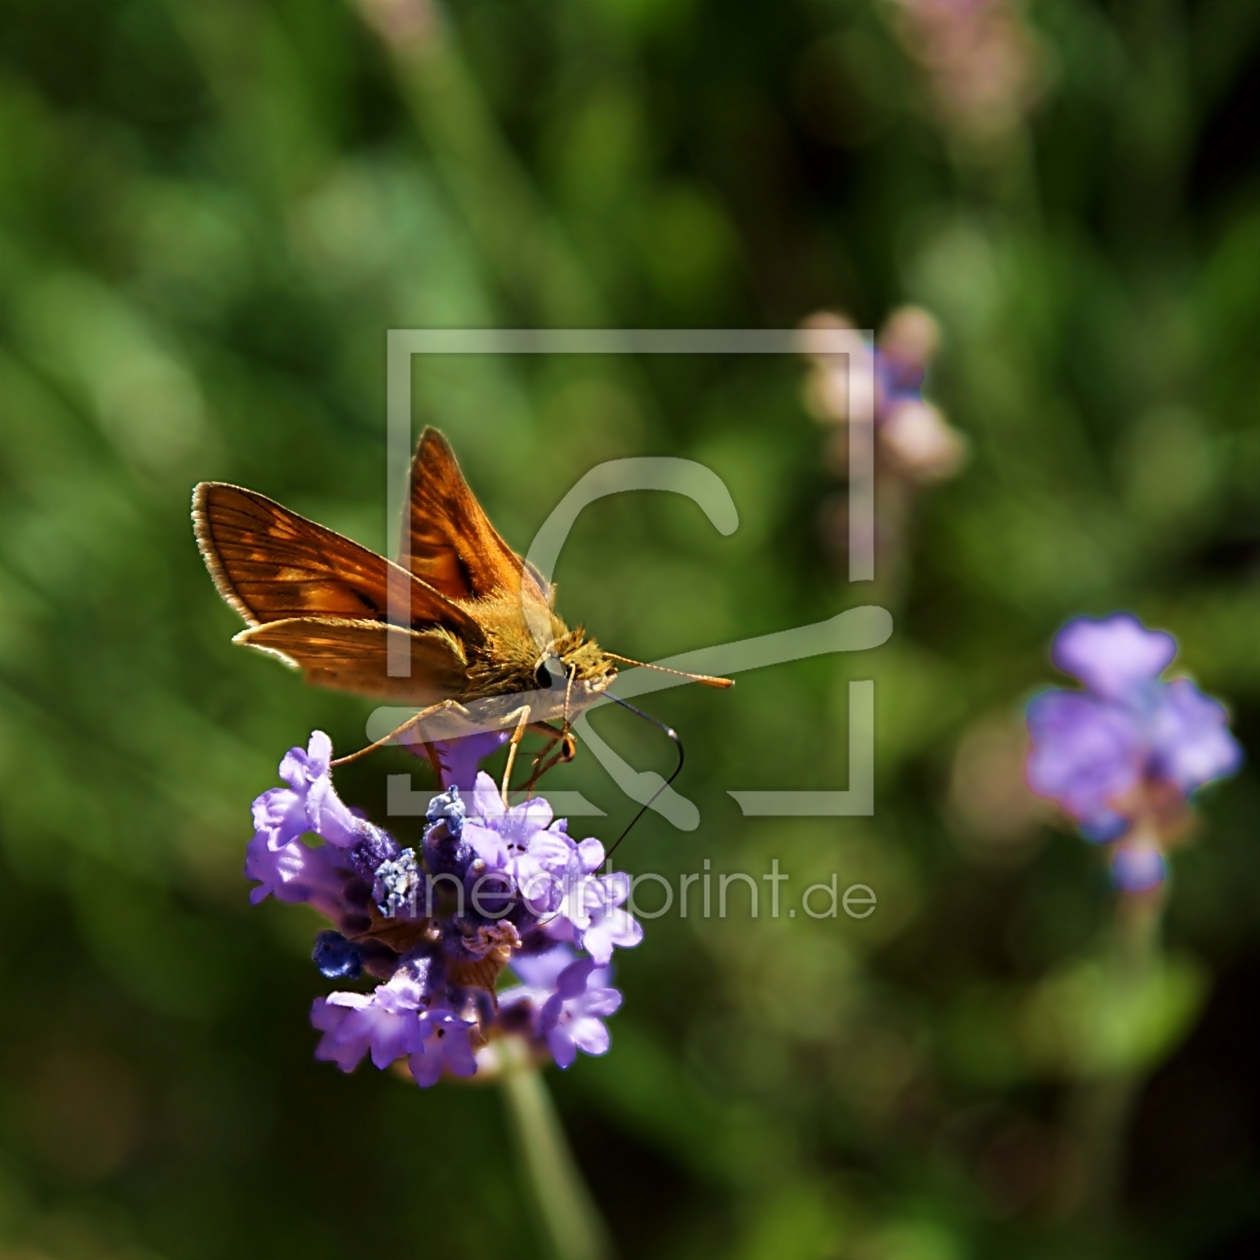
top-left (1025, 613), bottom-right (1243, 885)
top-left (246, 732), bottom-right (640, 1086)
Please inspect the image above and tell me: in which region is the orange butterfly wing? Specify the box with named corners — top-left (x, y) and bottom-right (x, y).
top-left (193, 481), bottom-right (482, 643)
top-left (235, 618), bottom-right (468, 704)
top-left (194, 430), bottom-right (559, 703)
top-left (402, 428), bottom-right (551, 606)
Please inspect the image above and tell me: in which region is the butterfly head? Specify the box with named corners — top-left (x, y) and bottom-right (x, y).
top-left (533, 627), bottom-right (617, 698)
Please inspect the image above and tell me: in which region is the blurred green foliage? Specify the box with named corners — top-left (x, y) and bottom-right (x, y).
top-left (2, 1), bottom-right (1260, 1258)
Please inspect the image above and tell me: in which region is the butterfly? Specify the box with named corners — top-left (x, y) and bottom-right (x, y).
top-left (194, 428), bottom-right (727, 793)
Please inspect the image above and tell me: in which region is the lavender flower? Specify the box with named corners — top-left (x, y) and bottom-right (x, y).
top-left (373, 850), bottom-right (420, 918)
top-left (539, 959), bottom-right (621, 1068)
top-left (1025, 613), bottom-right (1243, 887)
top-left (310, 959), bottom-right (479, 1084)
top-left (247, 732), bottom-right (640, 1086)
top-left (253, 731), bottom-right (378, 851)
top-left (460, 776), bottom-right (644, 962)
top-left (498, 947), bottom-right (622, 1069)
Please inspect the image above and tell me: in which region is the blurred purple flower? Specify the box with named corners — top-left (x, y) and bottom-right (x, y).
top-left (1149, 680), bottom-right (1244, 793)
top-left (1025, 690), bottom-right (1141, 841)
top-left (1051, 615), bottom-right (1176, 701)
top-left (1110, 844), bottom-right (1167, 893)
top-left (875, 349), bottom-right (926, 414)
top-left (1026, 614), bottom-right (1243, 854)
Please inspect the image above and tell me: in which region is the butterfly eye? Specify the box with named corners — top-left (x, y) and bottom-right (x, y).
top-left (535, 656), bottom-right (570, 689)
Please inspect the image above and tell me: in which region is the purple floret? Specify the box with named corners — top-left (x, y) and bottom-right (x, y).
top-left (1026, 690), bottom-right (1140, 841)
top-left (1110, 844), bottom-right (1167, 893)
top-left (312, 931), bottom-right (363, 980)
top-left (1148, 679), bottom-right (1243, 793)
top-left (430, 731), bottom-right (510, 790)
top-left (540, 957), bottom-right (622, 1068)
top-left (874, 346), bottom-right (926, 414)
top-left (498, 947), bottom-right (622, 1069)
top-left (1051, 614), bottom-right (1176, 701)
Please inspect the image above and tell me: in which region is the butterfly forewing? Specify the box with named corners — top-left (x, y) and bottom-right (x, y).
top-left (402, 428), bottom-right (551, 606)
top-left (194, 482), bottom-right (483, 643)
top-left (193, 430), bottom-right (586, 720)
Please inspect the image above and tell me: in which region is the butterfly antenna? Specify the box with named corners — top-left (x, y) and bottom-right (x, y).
top-left (603, 694), bottom-right (685, 861)
top-left (603, 652), bottom-right (734, 689)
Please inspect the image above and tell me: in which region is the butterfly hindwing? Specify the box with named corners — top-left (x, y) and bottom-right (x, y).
top-left (235, 617), bottom-right (469, 704)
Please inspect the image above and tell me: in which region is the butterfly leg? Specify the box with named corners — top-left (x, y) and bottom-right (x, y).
top-left (521, 723), bottom-right (577, 795)
top-left (500, 704), bottom-right (532, 806)
top-left (421, 741), bottom-right (445, 784)
top-left (524, 722), bottom-right (564, 784)
top-left (520, 724), bottom-right (563, 795)
top-left (330, 699), bottom-right (473, 768)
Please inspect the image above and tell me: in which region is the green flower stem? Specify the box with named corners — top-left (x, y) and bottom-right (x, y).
top-left (1069, 881), bottom-right (1167, 1226)
top-left (501, 1058), bottom-right (614, 1260)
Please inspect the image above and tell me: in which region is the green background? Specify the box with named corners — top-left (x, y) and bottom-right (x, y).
top-left (1, 1), bottom-right (1259, 1257)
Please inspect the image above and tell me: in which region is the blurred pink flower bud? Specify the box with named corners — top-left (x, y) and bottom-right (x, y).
top-left (880, 400), bottom-right (969, 481)
top-left (879, 306), bottom-right (941, 372)
top-left (891, 0), bottom-right (1049, 150)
